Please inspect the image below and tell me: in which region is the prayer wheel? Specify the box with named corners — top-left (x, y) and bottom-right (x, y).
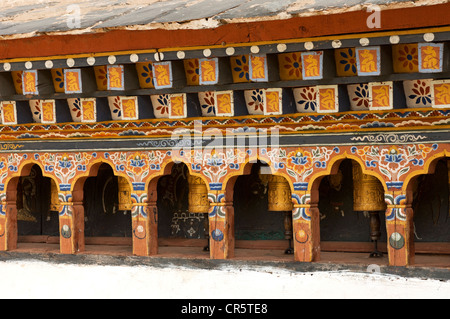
top-left (266, 174), bottom-right (294, 254)
top-left (267, 175), bottom-right (293, 212)
top-left (352, 162), bottom-right (386, 257)
top-left (352, 163), bottom-right (386, 212)
top-left (118, 176), bottom-right (132, 211)
top-left (188, 175), bottom-right (210, 214)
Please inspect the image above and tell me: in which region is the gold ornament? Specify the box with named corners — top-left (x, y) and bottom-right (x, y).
top-left (188, 175), bottom-right (210, 214)
top-left (118, 177), bottom-right (132, 211)
top-left (352, 162), bottom-right (386, 212)
top-left (267, 175), bottom-right (293, 212)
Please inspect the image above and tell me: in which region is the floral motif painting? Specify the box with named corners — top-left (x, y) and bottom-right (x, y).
top-left (244, 89), bottom-right (265, 115)
top-left (184, 59), bottom-right (200, 86)
top-left (108, 96), bottom-right (122, 120)
top-left (29, 99), bottom-right (42, 122)
top-left (392, 44), bottom-right (419, 73)
top-left (347, 84), bottom-right (370, 111)
top-left (198, 91), bottom-right (216, 116)
top-left (403, 79), bottom-right (433, 108)
top-left (293, 87), bottom-right (317, 113)
top-left (335, 48), bottom-right (358, 77)
top-left (230, 55), bottom-right (250, 83)
top-left (51, 68), bottom-right (66, 93)
top-left (135, 62), bottom-right (154, 89)
top-left (93, 66), bottom-right (108, 91)
top-left (278, 52), bottom-right (303, 80)
top-left (67, 98), bottom-right (82, 122)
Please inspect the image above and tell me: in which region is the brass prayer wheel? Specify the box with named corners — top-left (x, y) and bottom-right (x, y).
top-left (352, 163), bottom-right (386, 212)
top-left (267, 175), bottom-right (293, 212)
top-left (188, 175), bottom-right (210, 213)
top-left (118, 176), bottom-right (132, 211)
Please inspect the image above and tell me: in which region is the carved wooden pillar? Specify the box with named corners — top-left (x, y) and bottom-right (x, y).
top-left (292, 191), bottom-right (320, 262)
top-left (208, 190), bottom-right (234, 259)
top-left (385, 192), bottom-right (415, 266)
top-left (3, 198), bottom-right (17, 251)
top-left (59, 190), bottom-right (85, 254)
top-left (2, 180), bottom-right (19, 251)
top-left (0, 193), bottom-right (7, 251)
top-left (131, 190), bottom-right (155, 256)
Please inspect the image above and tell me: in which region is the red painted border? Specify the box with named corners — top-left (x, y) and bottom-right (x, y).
top-left (0, 3), bottom-right (449, 60)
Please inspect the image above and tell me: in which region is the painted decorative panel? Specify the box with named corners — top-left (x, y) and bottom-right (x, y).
top-left (278, 52), bottom-right (303, 80)
top-left (198, 92), bottom-right (216, 116)
top-left (249, 54), bottom-right (268, 82)
top-left (214, 91), bottom-right (234, 117)
top-left (107, 65), bottom-right (125, 91)
top-left (108, 96), bottom-right (123, 120)
top-left (120, 96), bottom-right (139, 120)
top-left (184, 59), bottom-right (200, 86)
top-left (199, 58), bottom-right (219, 85)
top-left (293, 87), bottom-right (317, 113)
top-left (431, 80), bottom-right (450, 108)
top-left (151, 94), bottom-right (186, 119)
top-left (244, 89), bottom-right (265, 115)
top-left (264, 88), bottom-right (283, 115)
top-left (347, 84), bottom-right (370, 111)
top-left (301, 51), bottom-right (323, 80)
top-left (335, 48), bottom-right (358, 77)
top-left (230, 55), bottom-right (250, 83)
top-left (369, 81), bottom-right (393, 111)
top-left (41, 100), bottom-right (57, 124)
top-left (392, 44), bottom-right (419, 73)
top-left (152, 62), bottom-right (173, 89)
top-left (11, 71), bottom-right (23, 94)
top-left (403, 79), bottom-right (433, 108)
top-left (244, 89), bottom-right (282, 115)
top-left (67, 98), bottom-right (82, 122)
top-left (356, 47), bottom-right (381, 76)
top-left (418, 43), bottom-right (444, 73)
top-left (317, 85), bottom-right (339, 113)
top-left (1, 101), bottom-right (17, 125)
top-left (93, 66), bottom-right (108, 91)
top-left (135, 62), bottom-right (154, 89)
top-left (51, 68), bottom-right (66, 93)
top-left (80, 98), bottom-right (97, 123)
top-left (29, 99), bottom-right (42, 122)
top-left (169, 94), bottom-right (186, 119)
top-left (64, 69), bottom-right (82, 94)
top-left (22, 70), bottom-right (39, 95)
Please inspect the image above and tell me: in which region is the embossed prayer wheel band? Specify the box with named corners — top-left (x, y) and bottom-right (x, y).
top-left (188, 175), bottom-right (210, 214)
top-left (352, 163), bottom-right (386, 212)
top-left (118, 176), bottom-right (132, 211)
top-left (268, 175), bottom-right (293, 212)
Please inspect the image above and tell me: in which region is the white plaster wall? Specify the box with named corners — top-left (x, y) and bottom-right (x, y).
top-left (0, 260), bottom-right (449, 299)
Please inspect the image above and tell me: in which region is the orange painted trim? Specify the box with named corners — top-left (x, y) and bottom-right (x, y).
top-left (0, 3), bottom-right (450, 60)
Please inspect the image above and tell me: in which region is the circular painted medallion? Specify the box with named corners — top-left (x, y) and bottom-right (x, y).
top-left (295, 229), bottom-right (309, 244)
top-left (389, 232), bottom-right (405, 250)
top-left (211, 229), bottom-right (224, 242)
top-left (61, 224), bottom-right (71, 239)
